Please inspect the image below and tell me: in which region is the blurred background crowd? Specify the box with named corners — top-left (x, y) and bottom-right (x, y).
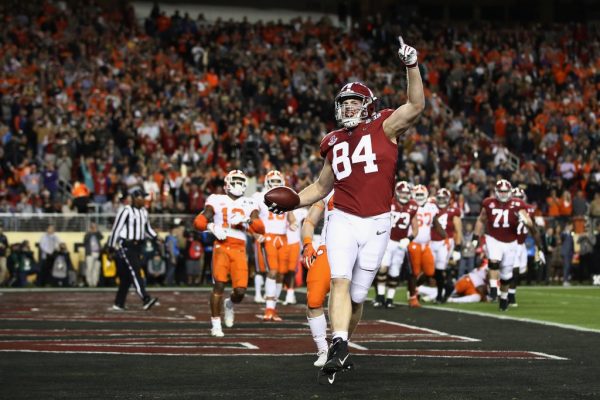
top-left (0, 1), bottom-right (598, 287)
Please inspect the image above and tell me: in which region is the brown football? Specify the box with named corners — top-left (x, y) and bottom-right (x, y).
top-left (264, 186), bottom-right (300, 211)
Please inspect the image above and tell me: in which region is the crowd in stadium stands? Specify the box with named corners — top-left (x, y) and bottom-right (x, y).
top-left (0, 2), bottom-right (599, 287)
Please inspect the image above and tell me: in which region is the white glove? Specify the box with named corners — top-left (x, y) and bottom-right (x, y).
top-left (451, 251), bottom-right (461, 262)
top-left (207, 222), bottom-right (227, 240)
top-left (228, 213), bottom-right (248, 226)
top-left (288, 222), bottom-right (298, 232)
top-left (537, 250), bottom-right (546, 265)
top-left (397, 36), bottom-right (418, 67)
top-left (399, 238), bottom-right (410, 249)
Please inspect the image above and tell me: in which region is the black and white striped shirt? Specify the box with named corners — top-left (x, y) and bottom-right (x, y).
top-left (108, 205), bottom-right (157, 248)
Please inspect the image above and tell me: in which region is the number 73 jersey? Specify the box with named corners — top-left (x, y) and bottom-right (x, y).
top-left (320, 109), bottom-right (397, 217)
top-left (482, 197), bottom-right (527, 243)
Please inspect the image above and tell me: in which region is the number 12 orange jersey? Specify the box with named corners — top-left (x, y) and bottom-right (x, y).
top-left (205, 194), bottom-right (259, 242)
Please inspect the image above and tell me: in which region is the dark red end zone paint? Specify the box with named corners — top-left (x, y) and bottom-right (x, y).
top-left (0, 291), bottom-right (566, 360)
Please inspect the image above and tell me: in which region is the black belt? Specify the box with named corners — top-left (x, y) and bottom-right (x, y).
top-left (121, 240), bottom-right (142, 248)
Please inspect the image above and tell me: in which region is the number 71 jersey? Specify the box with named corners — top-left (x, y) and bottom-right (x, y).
top-left (482, 197), bottom-right (527, 243)
top-left (320, 109), bottom-right (397, 218)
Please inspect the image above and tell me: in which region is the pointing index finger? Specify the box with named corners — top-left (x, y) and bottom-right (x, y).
top-left (398, 36), bottom-right (404, 46)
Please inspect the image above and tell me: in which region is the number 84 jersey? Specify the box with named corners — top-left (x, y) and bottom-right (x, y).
top-left (320, 109), bottom-right (397, 218)
top-left (482, 197), bottom-right (527, 243)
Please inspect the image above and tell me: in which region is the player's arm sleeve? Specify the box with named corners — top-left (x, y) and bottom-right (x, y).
top-left (248, 209), bottom-right (265, 234)
top-left (144, 209), bottom-right (158, 240)
top-left (108, 207), bottom-right (130, 248)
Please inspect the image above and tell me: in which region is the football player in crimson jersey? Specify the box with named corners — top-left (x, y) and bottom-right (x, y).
top-left (430, 188), bottom-right (463, 303)
top-left (267, 37), bottom-right (424, 383)
top-left (252, 170), bottom-right (298, 321)
top-left (509, 187), bottom-right (545, 307)
top-left (301, 191), bottom-right (335, 368)
top-left (373, 181), bottom-right (419, 309)
top-left (193, 170), bottom-right (265, 337)
top-left (473, 179), bottom-right (535, 311)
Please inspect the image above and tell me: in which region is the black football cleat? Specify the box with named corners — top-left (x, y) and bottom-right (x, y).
top-left (384, 298), bottom-right (396, 309)
top-left (508, 293), bottom-right (517, 307)
top-left (499, 297), bottom-right (509, 311)
top-left (318, 338), bottom-right (351, 385)
top-left (372, 294), bottom-right (385, 308)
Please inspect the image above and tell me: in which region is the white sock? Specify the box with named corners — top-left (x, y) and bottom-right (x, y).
top-left (377, 283), bottom-right (386, 296)
top-left (276, 283), bottom-right (283, 300)
top-left (307, 314), bottom-right (328, 352)
top-left (508, 288), bottom-right (516, 295)
top-left (490, 279), bottom-right (498, 290)
top-left (500, 291), bottom-right (508, 300)
top-left (332, 331), bottom-right (348, 342)
top-left (386, 288), bottom-right (396, 300)
top-left (266, 300), bottom-right (276, 309)
top-left (211, 317), bottom-right (222, 328)
top-left (254, 274), bottom-right (264, 296)
top-left (265, 277), bottom-right (277, 297)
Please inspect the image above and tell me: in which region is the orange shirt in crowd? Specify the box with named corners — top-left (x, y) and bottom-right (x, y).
top-left (546, 196), bottom-right (561, 217)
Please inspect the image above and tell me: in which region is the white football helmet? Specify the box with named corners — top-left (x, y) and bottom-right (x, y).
top-left (265, 170), bottom-right (284, 190)
top-left (224, 170), bottom-right (247, 197)
top-left (512, 187), bottom-right (526, 201)
top-left (395, 181), bottom-right (412, 204)
top-left (334, 82), bottom-right (377, 129)
top-left (494, 179), bottom-right (512, 203)
top-left (412, 184), bottom-right (429, 207)
top-left (436, 188), bottom-right (452, 208)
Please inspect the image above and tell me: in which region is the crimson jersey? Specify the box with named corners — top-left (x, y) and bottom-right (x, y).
top-left (320, 109), bottom-right (397, 217)
top-left (482, 197), bottom-right (527, 243)
top-left (431, 206), bottom-right (461, 241)
top-left (516, 203), bottom-right (536, 244)
top-left (390, 199), bottom-right (419, 241)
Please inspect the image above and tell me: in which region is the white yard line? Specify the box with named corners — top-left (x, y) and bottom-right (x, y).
top-left (423, 306), bottom-right (600, 334)
top-left (377, 320), bottom-right (480, 342)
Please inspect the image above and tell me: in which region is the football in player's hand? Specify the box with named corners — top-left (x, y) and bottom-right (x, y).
top-left (264, 186), bottom-right (300, 212)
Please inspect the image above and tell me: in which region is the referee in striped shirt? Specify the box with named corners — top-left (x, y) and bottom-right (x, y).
top-left (108, 189), bottom-right (159, 311)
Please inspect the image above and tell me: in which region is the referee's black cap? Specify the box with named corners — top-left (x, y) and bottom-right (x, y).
top-left (131, 188), bottom-right (147, 199)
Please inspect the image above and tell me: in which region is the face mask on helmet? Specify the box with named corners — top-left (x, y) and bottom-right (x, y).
top-left (334, 83), bottom-right (377, 129)
top-left (436, 189), bottom-right (451, 208)
top-left (495, 180), bottom-right (512, 203)
top-left (395, 182), bottom-right (411, 204)
top-left (265, 171), bottom-right (284, 190)
top-left (512, 188), bottom-right (526, 202)
top-left (225, 171), bottom-right (247, 197)
top-left (412, 185), bottom-right (429, 206)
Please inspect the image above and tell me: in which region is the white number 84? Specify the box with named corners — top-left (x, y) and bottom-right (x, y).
top-left (331, 134), bottom-right (378, 180)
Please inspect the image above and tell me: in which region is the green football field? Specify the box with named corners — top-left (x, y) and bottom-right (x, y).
top-left (393, 286), bottom-right (600, 331)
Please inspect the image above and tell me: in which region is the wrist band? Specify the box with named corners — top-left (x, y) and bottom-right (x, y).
top-left (406, 62), bottom-right (418, 69)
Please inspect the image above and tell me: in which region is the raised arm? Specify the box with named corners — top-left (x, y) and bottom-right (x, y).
top-left (382, 37), bottom-right (425, 141)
